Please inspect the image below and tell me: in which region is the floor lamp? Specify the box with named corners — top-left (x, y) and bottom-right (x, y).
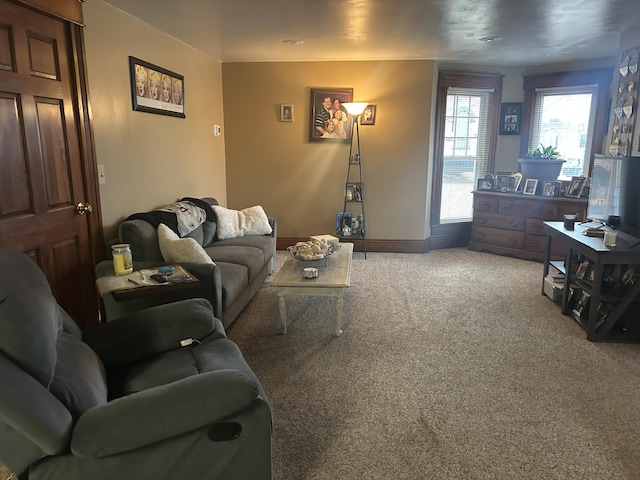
top-left (342, 102), bottom-right (369, 258)
top-left (342, 102), bottom-right (369, 162)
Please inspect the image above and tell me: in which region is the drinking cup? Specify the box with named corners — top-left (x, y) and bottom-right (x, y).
top-left (563, 214), bottom-right (577, 230)
top-left (603, 230), bottom-right (618, 247)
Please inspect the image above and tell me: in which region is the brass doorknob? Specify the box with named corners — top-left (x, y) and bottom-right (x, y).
top-left (76, 202), bottom-right (93, 215)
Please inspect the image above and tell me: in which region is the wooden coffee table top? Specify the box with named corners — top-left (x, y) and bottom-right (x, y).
top-left (272, 242), bottom-right (353, 288)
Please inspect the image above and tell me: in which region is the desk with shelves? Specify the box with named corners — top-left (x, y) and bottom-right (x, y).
top-left (542, 221), bottom-right (640, 342)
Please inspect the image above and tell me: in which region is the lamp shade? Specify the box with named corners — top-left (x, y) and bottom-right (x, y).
top-left (342, 102), bottom-right (369, 116)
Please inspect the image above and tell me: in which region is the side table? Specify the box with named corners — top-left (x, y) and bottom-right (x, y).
top-left (96, 266), bottom-right (200, 321)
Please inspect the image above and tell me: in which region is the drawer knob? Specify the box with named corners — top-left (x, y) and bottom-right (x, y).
top-left (478, 217), bottom-right (487, 224)
top-left (510, 220), bottom-right (520, 227)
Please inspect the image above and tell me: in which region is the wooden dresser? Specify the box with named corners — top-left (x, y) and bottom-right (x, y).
top-left (469, 191), bottom-right (588, 261)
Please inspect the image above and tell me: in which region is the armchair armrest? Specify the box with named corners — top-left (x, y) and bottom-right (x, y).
top-left (83, 298), bottom-right (219, 365)
top-left (71, 369), bottom-right (259, 458)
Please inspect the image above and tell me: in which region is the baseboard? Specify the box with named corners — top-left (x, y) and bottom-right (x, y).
top-left (277, 237), bottom-right (431, 254)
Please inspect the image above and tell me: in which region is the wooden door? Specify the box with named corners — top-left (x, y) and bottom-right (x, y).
top-left (0, 0), bottom-right (102, 330)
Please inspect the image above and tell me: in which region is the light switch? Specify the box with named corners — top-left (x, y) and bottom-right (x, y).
top-left (97, 165), bottom-right (106, 184)
top-left (214, 125), bottom-right (222, 136)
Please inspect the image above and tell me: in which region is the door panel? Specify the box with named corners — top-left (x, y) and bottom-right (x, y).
top-left (0, 0), bottom-right (99, 330)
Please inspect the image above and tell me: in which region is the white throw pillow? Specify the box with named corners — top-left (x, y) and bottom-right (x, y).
top-left (157, 223), bottom-right (214, 264)
top-left (212, 205), bottom-right (272, 240)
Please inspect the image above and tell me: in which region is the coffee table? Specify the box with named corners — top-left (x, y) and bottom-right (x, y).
top-left (272, 242), bottom-right (353, 336)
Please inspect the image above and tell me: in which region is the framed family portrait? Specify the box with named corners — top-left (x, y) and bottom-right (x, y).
top-left (280, 104), bottom-right (294, 122)
top-left (309, 87), bottom-right (353, 142)
top-left (499, 102), bottom-right (521, 135)
top-left (361, 104), bottom-right (377, 125)
top-left (129, 57), bottom-right (184, 118)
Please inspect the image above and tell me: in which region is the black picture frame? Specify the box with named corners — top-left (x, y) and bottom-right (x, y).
top-left (565, 176), bottom-right (586, 198)
top-left (309, 87), bottom-right (353, 142)
top-left (499, 102), bottom-right (521, 135)
top-left (129, 56), bottom-right (185, 118)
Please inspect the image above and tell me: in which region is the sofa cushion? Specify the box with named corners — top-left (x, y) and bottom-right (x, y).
top-left (205, 245), bottom-right (265, 282)
top-left (214, 262), bottom-right (249, 311)
top-left (157, 224), bottom-right (214, 264)
top-left (212, 205), bottom-right (272, 240)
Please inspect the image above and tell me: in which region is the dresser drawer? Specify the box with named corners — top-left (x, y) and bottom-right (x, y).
top-left (525, 218), bottom-right (545, 234)
top-left (474, 212), bottom-right (524, 231)
top-left (524, 233), bottom-right (569, 256)
top-left (474, 196), bottom-right (499, 213)
top-left (499, 198), bottom-right (558, 218)
top-left (471, 226), bottom-right (524, 249)
top-left (524, 233), bottom-right (547, 253)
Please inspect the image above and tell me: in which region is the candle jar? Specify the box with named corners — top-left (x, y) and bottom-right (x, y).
top-left (111, 244), bottom-right (133, 275)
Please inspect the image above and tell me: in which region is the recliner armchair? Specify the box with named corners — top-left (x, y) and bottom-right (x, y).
top-left (0, 248), bottom-right (272, 479)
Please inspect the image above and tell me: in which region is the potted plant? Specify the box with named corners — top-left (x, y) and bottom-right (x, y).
top-left (518, 144), bottom-right (566, 181)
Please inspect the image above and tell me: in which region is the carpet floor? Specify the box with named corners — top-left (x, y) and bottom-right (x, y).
top-left (3, 248), bottom-right (639, 479)
top-left (227, 248), bottom-right (640, 480)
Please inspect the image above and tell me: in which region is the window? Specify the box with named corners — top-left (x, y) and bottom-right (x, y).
top-left (529, 86), bottom-right (598, 179)
top-left (521, 69), bottom-right (612, 179)
top-left (432, 72), bottom-right (502, 226)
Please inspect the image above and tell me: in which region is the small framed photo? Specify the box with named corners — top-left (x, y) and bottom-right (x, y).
top-left (361, 104), bottom-right (377, 125)
top-left (572, 291), bottom-right (591, 318)
top-left (477, 178), bottom-right (494, 190)
top-left (541, 180), bottom-right (556, 197)
top-left (499, 102), bottom-right (522, 135)
top-left (523, 178), bottom-right (538, 195)
top-left (556, 179), bottom-right (570, 196)
top-left (335, 212), bottom-right (352, 234)
top-left (513, 173), bottom-right (523, 192)
top-left (495, 174), bottom-right (516, 192)
top-left (280, 104), bottom-right (294, 122)
top-left (346, 182), bottom-right (363, 201)
top-left (575, 261), bottom-right (590, 280)
top-left (566, 176), bottom-right (586, 198)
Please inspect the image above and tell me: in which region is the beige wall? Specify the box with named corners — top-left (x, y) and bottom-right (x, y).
top-left (222, 61), bottom-right (434, 241)
top-left (83, 0), bottom-right (227, 240)
top-left (81, 0), bottom-right (616, 246)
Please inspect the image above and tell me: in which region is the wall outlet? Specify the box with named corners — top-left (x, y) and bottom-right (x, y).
top-left (214, 124), bottom-right (222, 136)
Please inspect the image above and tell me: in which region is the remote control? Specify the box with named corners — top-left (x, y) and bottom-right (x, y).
top-left (150, 273), bottom-right (168, 283)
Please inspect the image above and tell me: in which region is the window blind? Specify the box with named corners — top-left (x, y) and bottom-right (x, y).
top-left (529, 85), bottom-right (598, 177)
top-left (440, 87), bottom-right (494, 222)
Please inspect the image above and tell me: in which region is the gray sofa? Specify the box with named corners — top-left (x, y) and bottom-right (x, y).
top-left (0, 248), bottom-right (272, 479)
top-left (97, 197), bottom-right (276, 329)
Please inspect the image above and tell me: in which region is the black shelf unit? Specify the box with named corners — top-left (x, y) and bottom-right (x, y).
top-left (542, 221), bottom-right (640, 342)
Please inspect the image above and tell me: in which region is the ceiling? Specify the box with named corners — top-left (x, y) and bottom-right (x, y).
top-left (104, 0), bottom-right (640, 66)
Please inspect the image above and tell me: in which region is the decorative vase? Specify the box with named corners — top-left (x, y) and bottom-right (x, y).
top-left (517, 158), bottom-right (566, 181)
